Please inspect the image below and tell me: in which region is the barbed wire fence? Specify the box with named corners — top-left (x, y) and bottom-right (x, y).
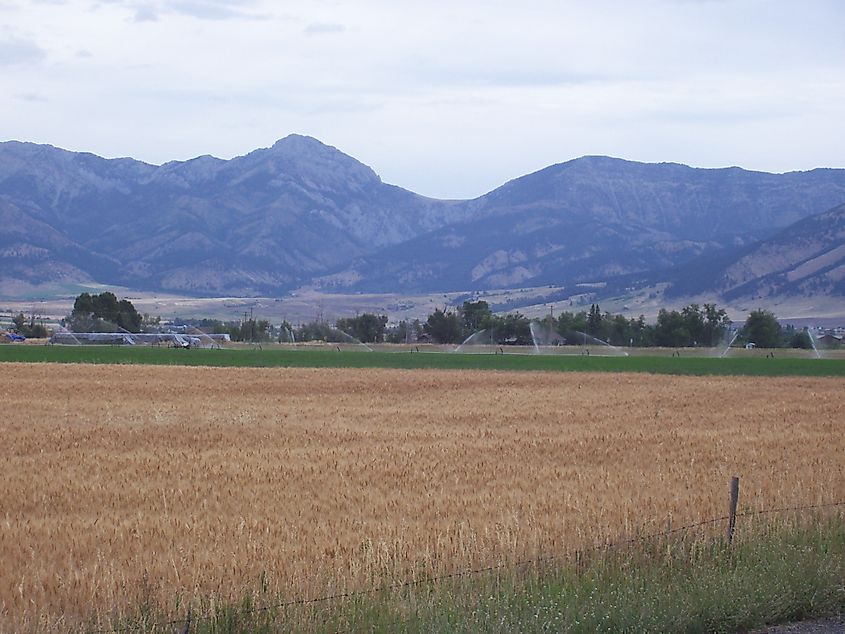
top-left (85, 481), bottom-right (845, 634)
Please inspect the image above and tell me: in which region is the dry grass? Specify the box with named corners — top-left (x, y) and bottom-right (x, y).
top-left (1, 363), bottom-right (843, 630)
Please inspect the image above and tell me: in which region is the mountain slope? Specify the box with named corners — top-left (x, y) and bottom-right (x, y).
top-left (472, 156), bottom-right (845, 239)
top-left (0, 199), bottom-right (118, 287)
top-left (666, 203), bottom-right (845, 300)
top-left (313, 205), bottom-right (725, 293)
top-left (2, 138), bottom-right (845, 298)
top-left (0, 136), bottom-right (463, 294)
top-left (315, 158), bottom-right (845, 293)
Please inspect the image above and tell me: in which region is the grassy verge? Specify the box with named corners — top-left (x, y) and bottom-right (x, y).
top-left (89, 515), bottom-right (844, 633)
top-left (2, 345), bottom-right (845, 376)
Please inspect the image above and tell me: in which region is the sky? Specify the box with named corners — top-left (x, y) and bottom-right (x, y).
top-left (1, 0), bottom-right (844, 199)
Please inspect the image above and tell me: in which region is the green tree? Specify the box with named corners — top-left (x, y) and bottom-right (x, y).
top-left (12, 312), bottom-right (48, 338)
top-left (607, 314), bottom-right (631, 346)
top-left (701, 303), bottom-right (731, 346)
top-left (295, 321), bottom-right (337, 342)
top-left (70, 292), bottom-right (143, 333)
top-left (785, 326), bottom-right (812, 349)
top-left (555, 310), bottom-right (588, 340)
top-left (742, 309), bottom-right (781, 349)
top-left (424, 309), bottom-right (463, 344)
top-left (587, 304), bottom-right (603, 336)
top-left (336, 313), bottom-right (388, 343)
top-left (492, 313), bottom-right (532, 345)
top-left (72, 292), bottom-right (96, 315)
top-left (681, 304), bottom-right (705, 345)
top-left (651, 303), bottom-right (731, 348)
top-left (654, 309), bottom-right (690, 347)
top-left (233, 318), bottom-right (272, 342)
top-left (460, 300), bottom-right (492, 335)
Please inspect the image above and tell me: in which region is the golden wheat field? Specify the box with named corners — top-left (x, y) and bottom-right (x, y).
top-left (1, 362), bottom-right (843, 630)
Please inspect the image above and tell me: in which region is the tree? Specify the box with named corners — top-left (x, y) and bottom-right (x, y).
top-left (607, 314), bottom-right (630, 346)
top-left (141, 313), bottom-right (161, 333)
top-left (70, 292), bottom-right (143, 333)
top-left (587, 304), bottom-right (603, 336)
top-left (424, 309), bottom-right (462, 344)
top-left (385, 319), bottom-right (423, 344)
top-left (784, 325), bottom-right (812, 349)
top-left (460, 300), bottom-right (492, 334)
top-left (742, 309), bottom-right (781, 349)
top-left (492, 313), bottom-right (532, 345)
top-left (278, 320), bottom-right (295, 343)
top-left (295, 321), bottom-right (337, 342)
top-left (555, 310), bottom-right (588, 340)
top-left (650, 303), bottom-right (731, 348)
top-left (681, 304), bottom-right (705, 345)
top-left (678, 303), bottom-right (730, 347)
top-left (234, 318), bottom-right (272, 343)
top-left (701, 303), bottom-right (731, 347)
top-left (632, 315), bottom-right (654, 347)
top-left (654, 309), bottom-right (690, 347)
top-left (12, 312), bottom-right (48, 338)
top-left (336, 313), bottom-right (388, 343)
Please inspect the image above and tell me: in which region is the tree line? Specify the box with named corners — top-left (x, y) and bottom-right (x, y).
top-left (418, 300), bottom-right (734, 347)
top-left (49, 293), bottom-right (816, 350)
top-left (247, 300), bottom-right (733, 347)
top-left (292, 302), bottom-right (810, 350)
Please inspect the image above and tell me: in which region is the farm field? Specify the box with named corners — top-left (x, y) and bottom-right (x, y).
top-left (1, 362), bottom-right (843, 631)
top-left (1, 343), bottom-right (845, 376)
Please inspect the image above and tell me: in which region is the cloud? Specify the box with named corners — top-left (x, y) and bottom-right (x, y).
top-left (165, 0), bottom-right (265, 20)
top-left (413, 67), bottom-right (608, 89)
top-left (15, 92), bottom-right (48, 102)
top-left (304, 22), bottom-right (346, 36)
top-left (0, 35), bottom-right (45, 66)
top-left (108, 0), bottom-right (264, 22)
top-left (132, 4), bottom-right (159, 21)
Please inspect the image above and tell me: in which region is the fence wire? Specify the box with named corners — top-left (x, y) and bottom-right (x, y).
top-left (85, 499), bottom-right (845, 634)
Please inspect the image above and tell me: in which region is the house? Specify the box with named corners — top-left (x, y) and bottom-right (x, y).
top-left (816, 333), bottom-right (842, 348)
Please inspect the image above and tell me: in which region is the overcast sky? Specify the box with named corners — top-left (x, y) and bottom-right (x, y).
top-left (1, 0), bottom-right (843, 198)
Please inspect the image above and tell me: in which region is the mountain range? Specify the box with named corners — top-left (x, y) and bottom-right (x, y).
top-left (2, 135), bottom-right (845, 306)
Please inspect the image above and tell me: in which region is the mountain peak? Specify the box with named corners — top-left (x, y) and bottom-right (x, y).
top-left (273, 133), bottom-right (323, 147)
top-left (270, 134), bottom-right (338, 156)
top-left (251, 134), bottom-right (380, 184)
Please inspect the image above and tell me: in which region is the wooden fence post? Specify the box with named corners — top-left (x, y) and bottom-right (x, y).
top-left (727, 476), bottom-right (739, 545)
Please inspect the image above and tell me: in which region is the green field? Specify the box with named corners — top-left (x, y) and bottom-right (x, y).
top-left (2, 344), bottom-right (844, 376)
